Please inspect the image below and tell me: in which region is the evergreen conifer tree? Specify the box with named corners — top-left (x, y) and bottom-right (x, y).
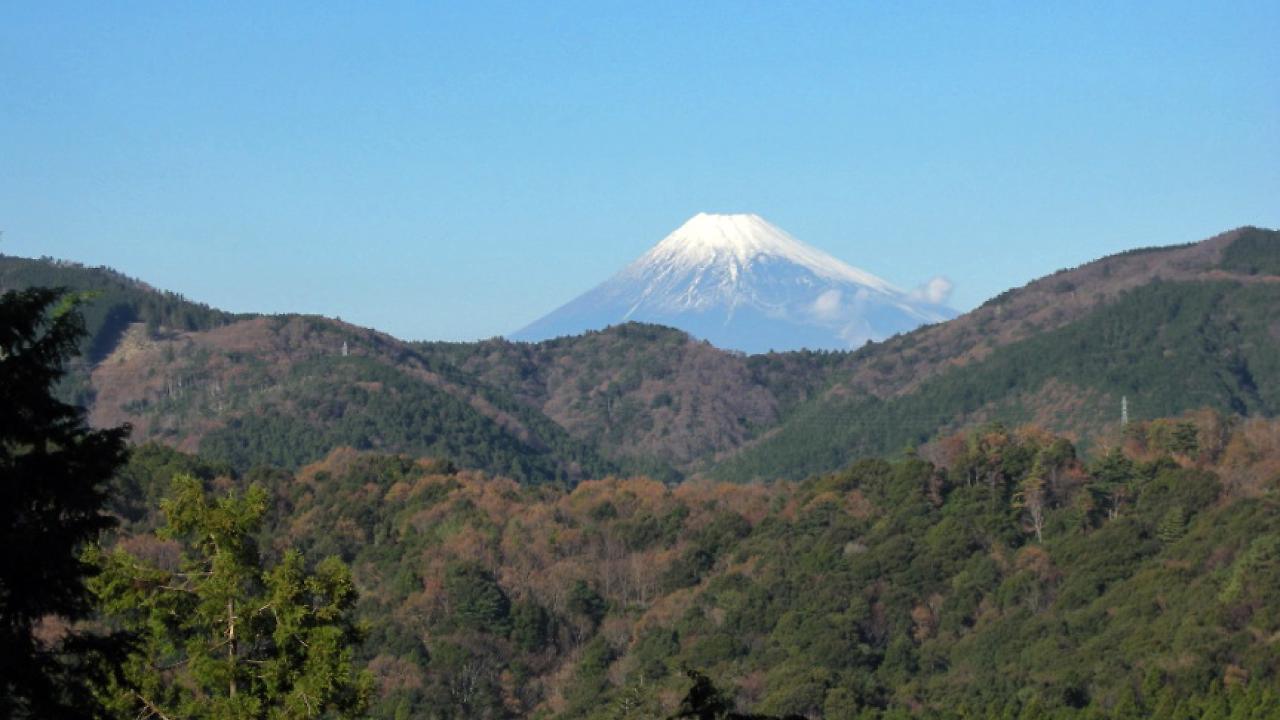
top-left (89, 474), bottom-right (372, 719)
top-left (0, 288), bottom-right (130, 718)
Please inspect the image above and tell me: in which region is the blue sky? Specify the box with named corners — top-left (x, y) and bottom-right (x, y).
top-left (2, 2), bottom-right (1277, 341)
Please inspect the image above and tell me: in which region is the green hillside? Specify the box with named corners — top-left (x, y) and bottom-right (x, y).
top-left (0, 255), bottom-right (243, 361)
top-left (713, 279), bottom-right (1280, 481)
top-left (415, 323), bottom-right (850, 476)
top-left (106, 412), bottom-right (1280, 719)
top-left (194, 354), bottom-right (626, 483)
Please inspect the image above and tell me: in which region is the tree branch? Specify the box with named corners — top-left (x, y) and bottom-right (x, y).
top-left (133, 692), bottom-right (174, 720)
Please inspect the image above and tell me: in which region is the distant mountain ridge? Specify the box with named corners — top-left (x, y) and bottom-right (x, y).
top-left (3, 224), bottom-right (1278, 481)
top-left (511, 213), bottom-right (957, 353)
top-left (712, 226), bottom-right (1280, 479)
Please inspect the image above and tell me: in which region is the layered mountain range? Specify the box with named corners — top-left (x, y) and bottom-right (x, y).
top-left (511, 213), bottom-right (956, 353)
top-left (13, 223), bottom-right (1277, 720)
top-left (3, 224), bottom-right (1277, 482)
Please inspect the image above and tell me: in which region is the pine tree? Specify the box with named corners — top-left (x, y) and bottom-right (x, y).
top-left (0, 288), bottom-right (130, 718)
top-left (89, 474), bottom-right (372, 719)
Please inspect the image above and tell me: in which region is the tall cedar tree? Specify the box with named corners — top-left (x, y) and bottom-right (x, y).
top-left (90, 474), bottom-right (373, 719)
top-left (0, 288), bottom-right (130, 718)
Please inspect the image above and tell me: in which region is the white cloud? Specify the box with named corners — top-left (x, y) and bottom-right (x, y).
top-left (811, 289), bottom-right (843, 319)
top-left (911, 276), bottom-right (954, 305)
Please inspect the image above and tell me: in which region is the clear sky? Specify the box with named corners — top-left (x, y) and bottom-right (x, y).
top-left (3, 2), bottom-right (1277, 341)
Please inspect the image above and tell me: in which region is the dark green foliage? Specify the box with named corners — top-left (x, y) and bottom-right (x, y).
top-left (198, 413), bottom-right (334, 474)
top-left (2, 255), bottom-right (657, 486)
top-left (662, 547), bottom-right (716, 592)
top-left (631, 628), bottom-right (679, 683)
top-left (715, 280), bottom-right (1280, 480)
top-left (562, 635), bottom-right (618, 716)
top-left (0, 255), bottom-right (243, 363)
top-left (1156, 505), bottom-right (1186, 543)
top-left (1134, 467), bottom-right (1220, 525)
top-left (662, 426), bottom-right (1279, 718)
top-left (12, 227), bottom-right (1280, 718)
top-left (671, 669), bottom-right (804, 720)
top-left (672, 669), bottom-right (733, 720)
top-left (510, 600), bottom-right (553, 653)
top-left (108, 442), bottom-right (233, 532)
top-left (567, 580), bottom-right (607, 630)
top-left (1219, 227), bottom-right (1280, 275)
top-left (415, 322), bottom-right (828, 481)
top-left (198, 355), bottom-right (619, 483)
top-left (444, 561), bottom-right (511, 635)
top-left (423, 635), bottom-right (508, 718)
top-left (0, 287), bottom-right (130, 718)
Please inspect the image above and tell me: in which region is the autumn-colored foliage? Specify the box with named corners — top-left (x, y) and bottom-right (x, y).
top-left (102, 408), bottom-right (1280, 718)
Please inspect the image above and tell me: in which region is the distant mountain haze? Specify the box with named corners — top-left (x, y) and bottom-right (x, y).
top-left (510, 213), bottom-right (957, 353)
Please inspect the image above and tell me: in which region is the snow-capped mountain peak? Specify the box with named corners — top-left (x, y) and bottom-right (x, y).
top-left (511, 213), bottom-right (956, 354)
top-left (633, 213), bottom-right (896, 293)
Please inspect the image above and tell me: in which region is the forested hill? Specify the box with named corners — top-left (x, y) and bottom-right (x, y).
top-left (0, 255), bottom-right (247, 406)
top-left (416, 225), bottom-right (1280, 481)
top-left (414, 325), bottom-right (851, 472)
top-left (4, 225), bottom-right (1279, 482)
top-left (107, 412), bottom-right (1280, 718)
top-left (2, 256), bottom-right (850, 480)
top-left (0, 254), bottom-right (628, 484)
top-left (0, 255), bottom-right (245, 360)
top-left (711, 226), bottom-right (1280, 479)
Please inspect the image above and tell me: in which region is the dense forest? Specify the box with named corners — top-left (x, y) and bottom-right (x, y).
top-left (711, 279), bottom-right (1280, 481)
top-left (105, 411), bottom-right (1280, 718)
top-left (193, 353), bottom-right (623, 484)
top-left (4, 228), bottom-right (1280, 718)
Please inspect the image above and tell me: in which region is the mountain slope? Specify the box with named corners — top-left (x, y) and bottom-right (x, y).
top-left (418, 324), bottom-right (849, 475)
top-left (0, 255), bottom-right (244, 362)
top-left (712, 227), bottom-right (1280, 480)
top-left (82, 314), bottom-right (629, 483)
top-left (6, 225), bottom-right (1278, 484)
top-left (830, 226), bottom-right (1273, 400)
top-left (0, 254), bottom-right (247, 406)
top-left (0, 257), bottom-right (630, 483)
top-left (511, 213), bottom-right (956, 353)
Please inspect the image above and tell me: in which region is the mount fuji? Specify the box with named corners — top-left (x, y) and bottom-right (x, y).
top-left (510, 213), bottom-right (957, 354)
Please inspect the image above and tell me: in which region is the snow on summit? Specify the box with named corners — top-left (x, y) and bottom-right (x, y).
top-left (511, 213), bottom-right (957, 354)
top-left (636, 213), bottom-right (896, 293)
